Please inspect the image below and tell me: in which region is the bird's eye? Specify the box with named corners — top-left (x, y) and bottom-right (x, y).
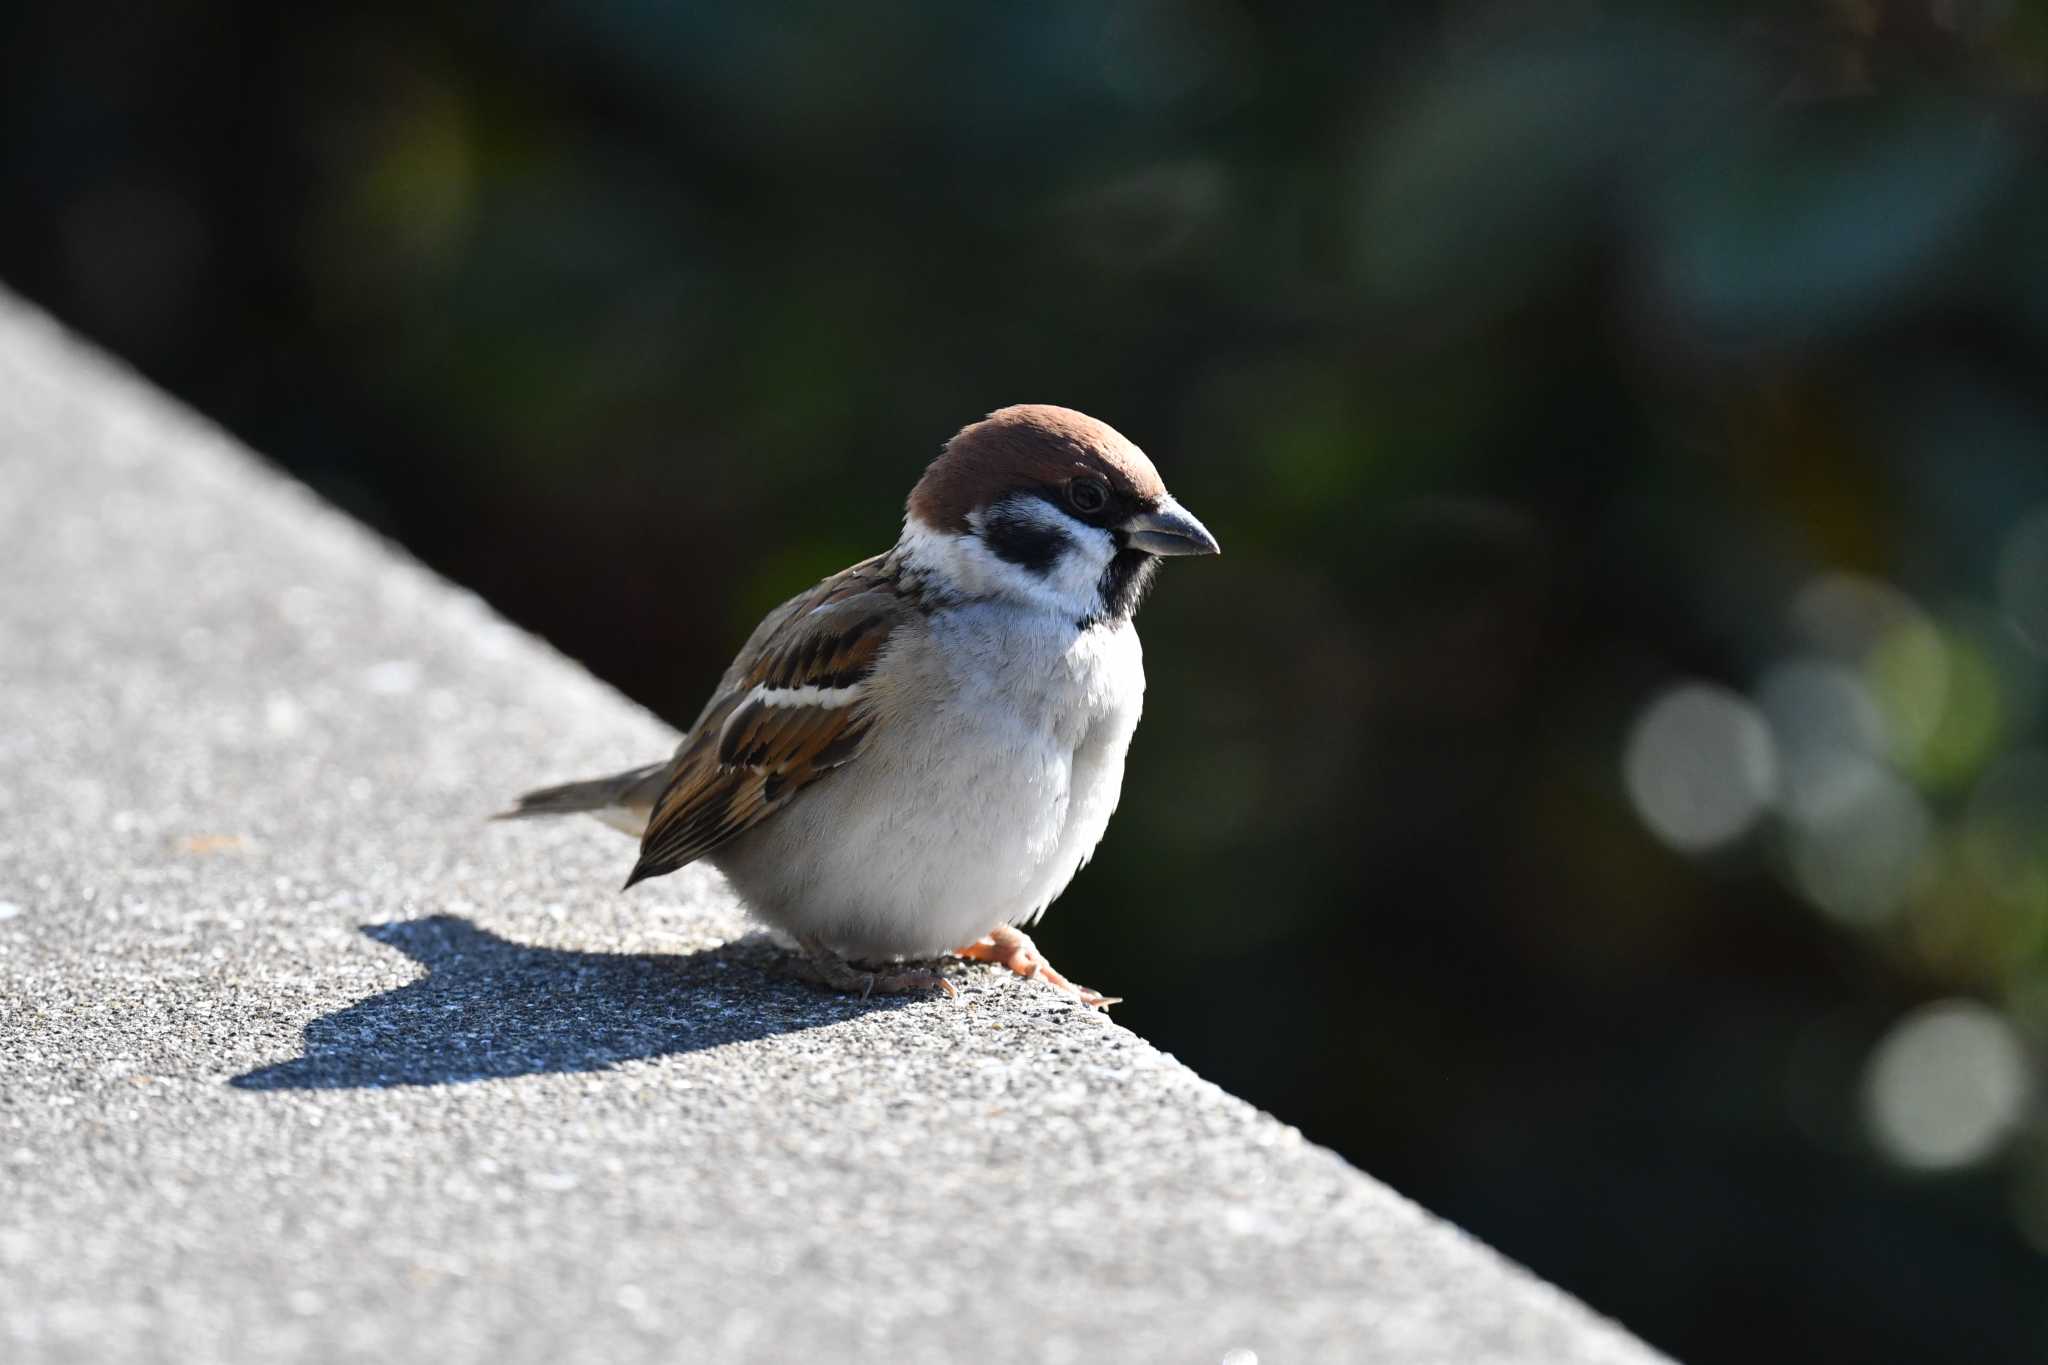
top-left (1067, 479), bottom-right (1108, 515)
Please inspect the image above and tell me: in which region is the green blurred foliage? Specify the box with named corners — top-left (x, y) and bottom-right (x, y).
top-left (7, 1), bottom-right (2048, 1360)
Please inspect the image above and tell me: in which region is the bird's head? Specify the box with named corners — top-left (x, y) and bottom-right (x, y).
top-left (902, 405), bottom-right (1219, 625)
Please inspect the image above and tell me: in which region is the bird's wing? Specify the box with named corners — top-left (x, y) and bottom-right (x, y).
top-left (626, 554), bottom-right (907, 887)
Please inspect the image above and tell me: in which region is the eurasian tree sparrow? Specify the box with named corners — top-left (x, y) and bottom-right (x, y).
top-left (501, 405), bottom-right (1219, 1008)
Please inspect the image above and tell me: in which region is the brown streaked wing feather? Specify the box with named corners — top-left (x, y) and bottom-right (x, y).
top-left (625, 557), bottom-right (905, 887)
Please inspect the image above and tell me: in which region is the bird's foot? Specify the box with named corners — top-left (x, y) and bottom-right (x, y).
top-left (789, 936), bottom-right (959, 1002)
top-left (953, 925), bottom-right (1120, 1011)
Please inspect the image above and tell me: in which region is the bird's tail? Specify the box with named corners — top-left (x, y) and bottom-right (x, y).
top-left (493, 761), bottom-right (670, 837)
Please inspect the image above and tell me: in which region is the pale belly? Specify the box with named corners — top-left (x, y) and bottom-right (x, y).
top-left (710, 619), bottom-right (1142, 959)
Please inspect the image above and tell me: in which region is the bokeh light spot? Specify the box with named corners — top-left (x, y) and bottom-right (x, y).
top-left (1865, 617), bottom-right (1952, 761)
top-left (1864, 1000), bottom-right (2030, 1171)
top-left (1789, 572), bottom-right (1923, 663)
top-left (1785, 755), bottom-right (1930, 928)
top-left (1864, 618), bottom-right (2005, 790)
top-left (1756, 658), bottom-right (1889, 836)
top-left (1756, 659), bottom-right (1886, 763)
top-left (1624, 685), bottom-right (1777, 854)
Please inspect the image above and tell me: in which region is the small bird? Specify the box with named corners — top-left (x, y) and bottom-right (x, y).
top-left (500, 405), bottom-right (1219, 1008)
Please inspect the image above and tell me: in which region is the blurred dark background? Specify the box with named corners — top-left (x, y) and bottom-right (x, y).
top-left (7, 1), bottom-right (2048, 1359)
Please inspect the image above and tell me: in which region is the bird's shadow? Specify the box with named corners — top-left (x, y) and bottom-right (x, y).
top-left (230, 915), bottom-right (911, 1091)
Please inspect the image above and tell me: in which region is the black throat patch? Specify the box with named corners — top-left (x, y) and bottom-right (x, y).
top-left (1089, 546), bottom-right (1158, 627)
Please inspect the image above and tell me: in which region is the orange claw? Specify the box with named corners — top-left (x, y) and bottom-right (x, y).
top-left (953, 926), bottom-right (1119, 1011)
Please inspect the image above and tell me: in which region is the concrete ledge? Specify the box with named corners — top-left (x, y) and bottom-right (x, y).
top-left (0, 291), bottom-right (1667, 1364)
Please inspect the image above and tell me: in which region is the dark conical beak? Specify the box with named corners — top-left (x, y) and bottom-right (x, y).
top-left (1121, 495), bottom-right (1220, 557)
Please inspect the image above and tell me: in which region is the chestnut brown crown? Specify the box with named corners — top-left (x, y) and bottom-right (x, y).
top-left (907, 405), bottom-right (1168, 534)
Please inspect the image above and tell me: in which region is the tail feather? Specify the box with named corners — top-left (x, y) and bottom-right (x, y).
top-left (494, 761), bottom-right (670, 831)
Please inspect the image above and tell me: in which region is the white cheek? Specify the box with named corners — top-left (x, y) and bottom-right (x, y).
top-left (1037, 521), bottom-right (1117, 604)
top-left (899, 508), bottom-right (1114, 620)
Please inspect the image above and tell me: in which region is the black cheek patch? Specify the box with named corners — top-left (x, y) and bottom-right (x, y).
top-left (983, 507), bottom-right (1069, 576)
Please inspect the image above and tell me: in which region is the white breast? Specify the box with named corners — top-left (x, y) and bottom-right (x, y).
top-left (710, 604), bottom-right (1146, 960)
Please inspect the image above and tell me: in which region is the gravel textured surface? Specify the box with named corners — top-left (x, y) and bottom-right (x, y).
top-left (0, 292), bottom-right (1667, 1364)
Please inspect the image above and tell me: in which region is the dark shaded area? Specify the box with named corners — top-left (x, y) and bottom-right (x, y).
top-left (10, 2), bottom-right (2048, 1361)
top-left (232, 917), bottom-right (905, 1090)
